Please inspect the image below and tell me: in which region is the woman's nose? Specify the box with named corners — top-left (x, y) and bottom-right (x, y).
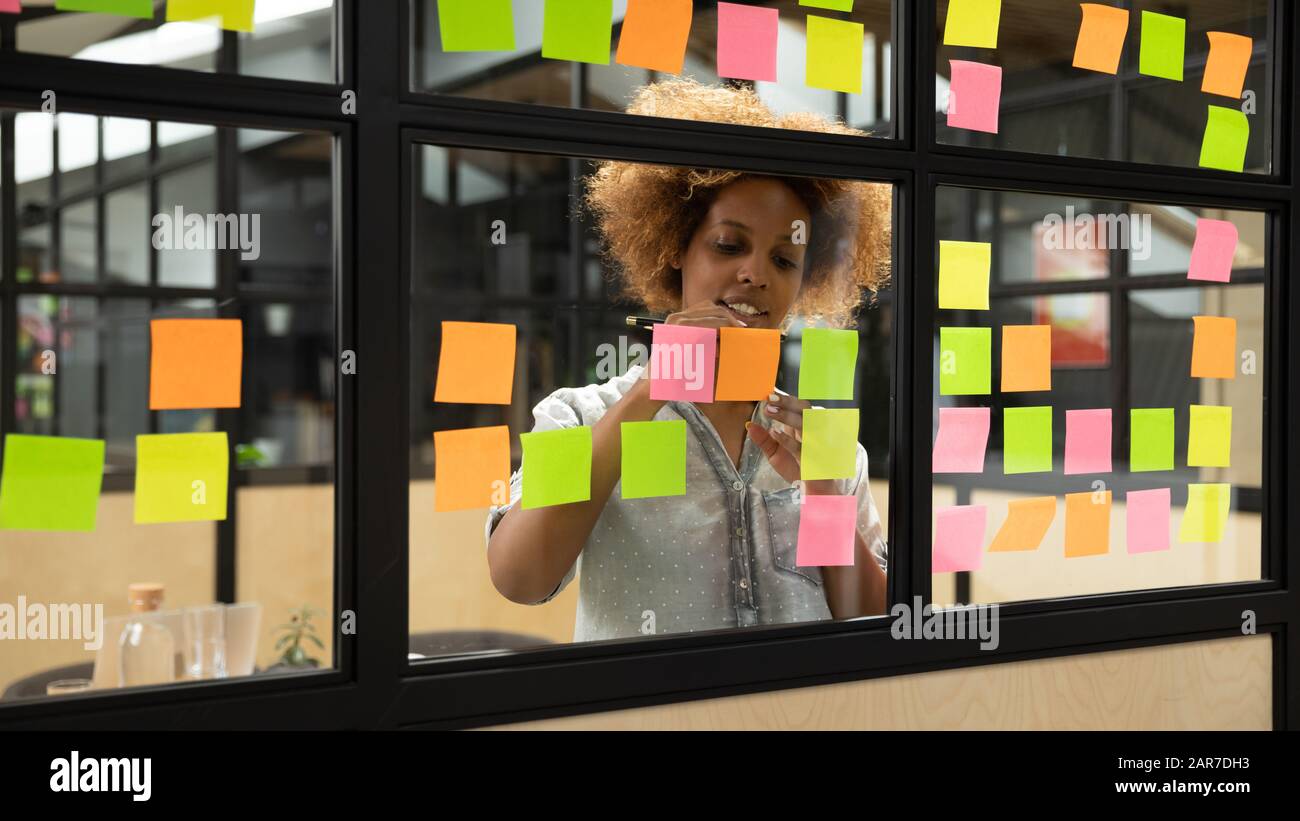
top-left (737, 256), bottom-right (769, 287)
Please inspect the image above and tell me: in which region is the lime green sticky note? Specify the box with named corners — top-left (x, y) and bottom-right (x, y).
top-left (1179, 483), bottom-right (1231, 542)
top-left (55, 0), bottom-right (153, 18)
top-left (938, 240), bottom-right (991, 310)
top-left (800, 0), bottom-right (854, 12)
top-left (135, 433), bottom-right (229, 524)
top-left (807, 16), bottom-right (863, 95)
top-left (939, 326), bottom-right (991, 395)
top-left (1138, 11), bottom-right (1185, 81)
top-left (1130, 408), bottom-right (1175, 472)
top-left (802, 408), bottom-right (859, 481)
top-left (943, 0), bottom-right (1000, 49)
top-left (1188, 404), bottom-right (1232, 467)
top-left (165, 0), bottom-right (255, 32)
top-left (798, 327), bottom-right (858, 400)
top-left (1004, 406), bottom-right (1052, 474)
top-left (0, 435), bottom-right (105, 532)
top-left (438, 0), bottom-right (515, 52)
top-left (1200, 105), bottom-right (1249, 172)
top-left (542, 0), bottom-right (613, 65)
top-left (621, 420), bottom-right (686, 500)
top-left (521, 426), bottom-right (593, 509)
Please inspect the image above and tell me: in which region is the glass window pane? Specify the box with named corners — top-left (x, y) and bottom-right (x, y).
top-left (105, 183), bottom-right (150, 286)
top-left (157, 161), bottom-right (217, 289)
top-left (237, 130), bottom-right (334, 288)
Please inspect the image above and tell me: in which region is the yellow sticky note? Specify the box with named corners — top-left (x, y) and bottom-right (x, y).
top-left (1190, 315), bottom-right (1236, 379)
top-left (1064, 490), bottom-right (1111, 557)
top-left (806, 15), bottom-right (863, 95)
top-left (938, 240), bottom-right (990, 310)
top-left (989, 496), bottom-right (1055, 552)
top-left (434, 426), bottom-right (511, 513)
top-left (1179, 483), bottom-right (1231, 542)
top-left (943, 0), bottom-right (1000, 49)
top-left (166, 0), bottom-right (254, 32)
top-left (134, 433), bottom-right (229, 524)
top-left (1188, 404), bottom-right (1232, 467)
top-left (1001, 325), bottom-right (1052, 392)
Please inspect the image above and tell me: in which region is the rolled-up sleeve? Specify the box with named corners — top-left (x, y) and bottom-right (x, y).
top-left (846, 445), bottom-right (888, 573)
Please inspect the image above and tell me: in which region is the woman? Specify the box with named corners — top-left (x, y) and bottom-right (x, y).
top-left (486, 79), bottom-right (892, 643)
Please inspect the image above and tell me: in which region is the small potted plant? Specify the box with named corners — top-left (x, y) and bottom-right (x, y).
top-left (269, 605), bottom-right (324, 671)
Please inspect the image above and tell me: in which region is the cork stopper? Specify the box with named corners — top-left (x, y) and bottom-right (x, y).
top-left (127, 583), bottom-right (166, 613)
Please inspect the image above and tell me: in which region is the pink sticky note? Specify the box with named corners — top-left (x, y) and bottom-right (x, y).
top-left (717, 2), bottom-right (778, 82)
top-left (0, 1), bottom-right (19, 13)
top-left (933, 505), bottom-right (987, 573)
top-left (1188, 218), bottom-right (1238, 283)
top-left (649, 323), bottom-right (716, 403)
top-left (1126, 488), bottom-right (1171, 554)
top-left (947, 60), bottom-right (1002, 134)
top-left (795, 494), bottom-right (856, 567)
top-left (933, 407), bottom-right (991, 473)
top-left (1064, 408), bottom-right (1112, 475)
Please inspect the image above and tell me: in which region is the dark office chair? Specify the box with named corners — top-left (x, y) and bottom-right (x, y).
top-left (408, 630), bottom-right (552, 657)
top-left (2, 662), bottom-right (95, 701)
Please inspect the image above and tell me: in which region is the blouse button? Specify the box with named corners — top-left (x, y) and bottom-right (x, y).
top-left (732, 480), bottom-right (744, 492)
top-left (738, 579), bottom-right (749, 589)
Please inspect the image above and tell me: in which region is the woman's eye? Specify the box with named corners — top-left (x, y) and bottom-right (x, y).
top-left (713, 240), bottom-right (742, 254)
top-left (773, 255), bottom-right (798, 270)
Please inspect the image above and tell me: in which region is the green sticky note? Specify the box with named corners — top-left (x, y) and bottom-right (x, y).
top-left (943, 0), bottom-right (1000, 49)
top-left (542, 0), bottom-right (613, 65)
top-left (799, 327), bottom-right (858, 400)
top-left (135, 433), bottom-right (229, 524)
top-left (55, 0), bottom-right (153, 17)
top-left (438, 0), bottom-right (515, 52)
top-left (802, 408), bottom-right (859, 481)
top-left (621, 420), bottom-right (686, 500)
top-left (1200, 105), bottom-right (1249, 172)
top-left (1004, 406), bottom-right (1053, 474)
top-left (1188, 404), bottom-right (1232, 467)
top-left (939, 326), bottom-right (991, 395)
top-left (1179, 483), bottom-right (1231, 542)
top-left (800, 0), bottom-right (854, 12)
top-left (521, 426), bottom-right (593, 509)
top-left (0, 435), bottom-right (105, 532)
top-left (938, 240), bottom-right (991, 310)
top-left (1130, 408), bottom-right (1175, 472)
top-left (1138, 11), bottom-right (1185, 81)
top-left (806, 16), bottom-right (863, 95)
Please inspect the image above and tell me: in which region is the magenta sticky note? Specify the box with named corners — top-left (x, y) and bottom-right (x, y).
top-left (933, 504), bottom-right (986, 573)
top-left (1126, 487), bottom-right (1171, 554)
top-left (717, 2), bottom-right (778, 82)
top-left (795, 494), bottom-right (856, 567)
top-left (1064, 408), bottom-right (1112, 475)
top-left (947, 60), bottom-right (1002, 134)
top-left (933, 407), bottom-right (991, 473)
top-left (649, 323), bottom-right (716, 403)
top-left (1188, 218), bottom-right (1238, 283)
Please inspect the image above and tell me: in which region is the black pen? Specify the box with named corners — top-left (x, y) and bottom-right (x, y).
top-left (625, 315), bottom-right (788, 338)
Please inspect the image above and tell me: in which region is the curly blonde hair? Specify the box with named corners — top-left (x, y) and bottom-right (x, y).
top-left (583, 78), bottom-right (892, 328)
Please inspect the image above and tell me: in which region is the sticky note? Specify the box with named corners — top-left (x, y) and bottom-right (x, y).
top-left (943, 0), bottom-right (1000, 49)
top-left (1191, 316), bottom-right (1237, 379)
top-left (795, 494), bottom-right (856, 567)
top-left (55, 0), bottom-right (152, 17)
top-left (1064, 490), bottom-right (1110, 557)
top-left (715, 327), bottom-right (781, 401)
top-left (520, 427), bottom-right (592, 509)
top-left (939, 326), bottom-right (991, 395)
top-left (1126, 488), bottom-right (1171, 553)
top-left (1138, 11), bottom-right (1184, 81)
top-left (621, 420), bottom-right (687, 500)
top-left (149, 319), bottom-right (242, 410)
top-left (798, 328), bottom-right (858, 400)
top-left (165, 0), bottom-right (255, 32)
top-left (0, 435), bottom-right (104, 532)
top-left (1130, 408), bottom-right (1175, 472)
top-left (800, 0), bottom-right (853, 11)
top-left (1188, 218), bottom-right (1238, 282)
top-left (933, 407), bottom-right (990, 473)
top-left (1003, 406), bottom-right (1052, 474)
top-left (1188, 404), bottom-right (1232, 467)
top-left (134, 433), bottom-right (229, 524)
top-left (1001, 325), bottom-right (1052, 392)
top-left (0, 1), bottom-right (21, 14)
top-left (1203, 32), bottom-right (1252, 99)
top-left (542, 0), bottom-right (614, 65)
top-left (933, 505), bottom-right (986, 573)
top-left (1073, 3), bottom-right (1129, 74)
top-left (434, 321), bottom-right (516, 404)
top-left (649, 323), bottom-right (716, 403)
top-left (1064, 408), bottom-right (1112, 475)
top-left (433, 426), bottom-right (510, 513)
top-left (615, 0), bottom-right (691, 74)
top-left (938, 240), bottom-right (990, 310)
top-left (1200, 105), bottom-right (1249, 172)
top-left (807, 16), bottom-right (863, 95)
top-left (1179, 483), bottom-right (1231, 542)
top-left (947, 60), bottom-right (1002, 134)
top-left (802, 408), bottom-right (858, 481)
top-left (989, 496), bottom-right (1055, 552)
top-left (717, 2), bottom-right (778, 83)
top-left (438, 0), bottom-right (515, 52)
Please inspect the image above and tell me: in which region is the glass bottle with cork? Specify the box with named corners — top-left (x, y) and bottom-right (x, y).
top-left (118, 583), bottom-right (176, 687)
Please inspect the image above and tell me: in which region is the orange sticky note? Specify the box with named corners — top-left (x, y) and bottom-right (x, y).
top-left (989, 496), bottom-right (1056, 552)
top-left (1202, 32), bottom-right (1252, 99)
top-left (434, 321), bottom-right (516, 404)
top-left (1191, 315), bottom-right (1236, 379)
top-left (615, 0), bottom-right (692, 74)
top-left (1073, 3), bottom-right (1129, 75)
top-left (1001, 325), bottom-right (1052, 392)
top-left (434, 426), bottom-right (511, 513)
top-left (149, 319), bottom-right (242, 410)
top-left (1065, 490), bottom-right (1111, 557)
top-left (715, 327), bottom-right (781, 401)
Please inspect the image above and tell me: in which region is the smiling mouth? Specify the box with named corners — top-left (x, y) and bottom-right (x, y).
top-left (717, 299), bottom-right (769, 324)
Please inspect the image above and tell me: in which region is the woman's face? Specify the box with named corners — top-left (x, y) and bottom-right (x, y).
top-left (675, 177), bottom-right (811, 330)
